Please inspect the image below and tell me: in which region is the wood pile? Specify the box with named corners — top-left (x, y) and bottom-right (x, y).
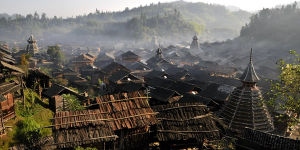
top-left (52, 109), bottom-right (117, 148)
top-left (154, 103), bottom-right (220, 143)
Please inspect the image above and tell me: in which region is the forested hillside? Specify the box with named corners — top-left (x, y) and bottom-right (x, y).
top-left (0, 1), bottom-right (251, 46)
top-left (202, 2), bottom-right (300, 79)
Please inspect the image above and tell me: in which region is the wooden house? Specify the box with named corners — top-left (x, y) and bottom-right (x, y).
top-left (123, 61), bottom-right (151, 78)
top-left (52, 110), bottom-right (117, 149)
top-left (124, 61), bottom-right (150, 71)
top-left (116, 82), bottom-right (146, 93)
top-left (94, 91), bottom-right (157, 149)
top-left (43, 84), bottom-right (82, 112)
top-left (26, 69), bottom-right (51, 97)
top-left (146, 48), bottom-right (174, 71)
top-left (169, 81), bottom-right (202, 95)
top-left (149, 86), bottom-right (182, 106)
top-left (0, 46), bottom-right (16, 65)
top-left (101, 62), bottom-right (131, 76)
top-left (108, 70), bottom-right (143, 85)
top-left (178, 93), bottom-right (219, 111)
top-left (144, 77), bottom-right (176, 89)
top-left (64, 75), bottom-right (89, 90)
top-left (117, 51), bottom-right (141, 63)
top-left (0, 61), bottom-right (24, 79)
top-left (166, 68), bottom-right (191, 81)
top-left (153, 103), bottom-right (220, 149)
top-left (144, 70), bottom-right (169, 80)
top-left (0, 81), bottom-right (20, 122)
top-left (199, 83), bottom-right (233, 106)
top-left (94, 52), bottom-right (115, 69)
top-left (90, 70), bottom-right (108, 86)
top-left (70, 53), bottom-right (96, 72)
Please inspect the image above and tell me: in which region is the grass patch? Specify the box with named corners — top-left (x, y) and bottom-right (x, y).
top-left (0, 89), bottom-right (53, 149)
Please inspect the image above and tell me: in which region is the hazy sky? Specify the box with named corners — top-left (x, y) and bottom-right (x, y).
top-left (0, 0), bottom-right (297, 17)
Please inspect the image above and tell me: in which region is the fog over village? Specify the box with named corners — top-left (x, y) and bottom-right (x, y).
top-left (0, 0), bottom-right (299, 150)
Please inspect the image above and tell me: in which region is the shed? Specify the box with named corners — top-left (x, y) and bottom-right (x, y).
top-left (52, 110), bottom-right (117, 149)
top-left (95, 91), bottom-right (157, 149)
top-left (0, 80), bottom-right (20, 122)
top-left (153, 103), bottom-right (221, 149)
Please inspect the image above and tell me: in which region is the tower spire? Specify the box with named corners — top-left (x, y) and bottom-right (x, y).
top-left (250, 48), bottom-right (253, 62)
top-left (239, 48), bottom-right (259, 83)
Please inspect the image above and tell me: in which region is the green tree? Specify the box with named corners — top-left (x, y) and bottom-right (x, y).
top-left (14, 117), bottom-right (42, 148)
top-left (267, 50), bottom-right (300, 127)
top-left (47, 45), bottom-right (64, 65)
top-left (62, 94), bottom-right (84, 111)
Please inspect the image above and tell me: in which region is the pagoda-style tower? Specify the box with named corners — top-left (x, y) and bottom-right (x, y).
top-left (190, 35), bottom-right (199, 49)
top-left (156, 47), bottom-right (163, 59)
top-left (220, 49), bottom-right (274, 133)
top-left (26, 35), bottom-right (39, 55)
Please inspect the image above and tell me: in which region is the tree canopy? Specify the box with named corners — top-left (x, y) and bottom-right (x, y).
top-left (47, 45), bottom-right (64, 65)
top-left (267, 50), bottom-right (300, 126)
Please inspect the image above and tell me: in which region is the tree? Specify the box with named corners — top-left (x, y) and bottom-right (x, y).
top-left (62, 94), bottom-right (84, 111)
top-left (267, 50), bottom-right (300, 127)
top-left (20, 54), bottom-right (31, 76)
top-left (14, 117), bottom-right (42, 148)
top-left (47, 45), bottom-right (64, 65)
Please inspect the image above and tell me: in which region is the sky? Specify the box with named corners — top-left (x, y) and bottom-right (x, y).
top-left (0, 0), bottom-right (297, 18)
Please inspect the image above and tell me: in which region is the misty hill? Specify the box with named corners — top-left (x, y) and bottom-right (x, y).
top-left (202, 2), bottom-right (300, 79)
top-left (0, 1), bottom-right (251, 46)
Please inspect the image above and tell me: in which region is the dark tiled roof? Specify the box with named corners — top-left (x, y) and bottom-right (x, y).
top-left (150, 86), bottom-right (181, 102)
top-left (240, 128), bottom-right (300, 150)
top-left (108, 70), bottom-right (131, 83)
top-left (117, 82), bottom-right (145, 93)
top-left (101, 62), bottom-right (130, 75)
top-left (0, 81), bottom-right (20, 95)
top-left (125, 61), bottom-right (150, 71)
top-left (120, 51), bottom-right (139, 58)
top-left (165, 67), bottom-right (187, 75)
top-left (0, 46), bottom-right (11, 55)
top-left (186, 80), bottom-right (210, 90)
top-left (145, 77), bottom-right (176, 89)
top-left (0, 61), bottom-right (24, 74)
top-left (199, 83), bottom-right (231, 103)
top-left (169, 81), bottom-right (201, 94)
top-left (144, 70), bottom-right (169, 79)
top-left (169, 70), bottom-right (190, 80)
top-left (43, 84), bottom-right (79, 98)
top-left (178, 93), bottom-right (217, 106)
